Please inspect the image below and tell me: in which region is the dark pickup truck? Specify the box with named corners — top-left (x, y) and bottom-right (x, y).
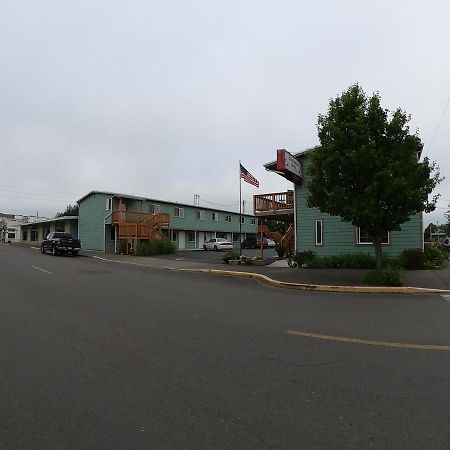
top-left (41, 232), bottom-right (81, 256)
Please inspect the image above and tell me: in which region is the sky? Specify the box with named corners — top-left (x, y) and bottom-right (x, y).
top-left (1, 0), bottom-right (449, 225)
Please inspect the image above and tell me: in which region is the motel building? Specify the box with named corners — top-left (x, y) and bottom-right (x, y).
top-left (77, 191), bottom-right (257, 252)
top-left (255, 148), bottom-right (423, 257)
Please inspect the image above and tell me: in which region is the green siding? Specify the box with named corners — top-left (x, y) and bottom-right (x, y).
top-left (295, 157), bottom-right (422, 257)
top-left (79, 193), bottom-right (111, 251)
top-left (78, 192), bottom-right (257, 252)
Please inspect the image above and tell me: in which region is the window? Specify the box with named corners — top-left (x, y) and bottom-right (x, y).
top-left (250, 218), bottom-right (256, 225)
top-left (212, 212), bottom-right (219, 221)
top-left (196, 210), bottom-right (205, 220)
top-left (232, 233), bottom-right (239, 242)
top-left (106, 198), bottom-right (112, 210)
top-left (188, 231), bottom-right (195, 242)
top-left (22, 229), bottom-right (28, 241)
top-left (240, 217), bottom-right (245, 224)
top-left (30, 227), bottom-right (38, 242)
top-left (225, 214), bottom-right (232, 223)
top-left (174, 207), bottom-right (184, 218)
top-left (7, 232), bottom-right (15, 239)
top-left (315, 220), bottom-right (323, 246)
top-left (171, 230), bottom-right (178, 242)
top-left (56, 225), bottom-right (65, 232)
top-left (356, 227), bottom-right (390, 245)
top-left (150, 204), bottom-right (161, 214)
top-left (110, 227), bottom-right (116, 241)
top-left (217, 232), bottom-right (226, 239)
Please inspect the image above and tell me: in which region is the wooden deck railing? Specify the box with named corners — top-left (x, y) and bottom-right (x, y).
top-left (112, 211), bottom-right (170, 241)
top-left (253, 191), bottom-right (294, 214)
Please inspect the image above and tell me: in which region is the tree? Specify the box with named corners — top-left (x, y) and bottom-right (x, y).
top-left (307, 84), bottom-right (442, 270)
top-left (55, 204), bottom-right (79, 217)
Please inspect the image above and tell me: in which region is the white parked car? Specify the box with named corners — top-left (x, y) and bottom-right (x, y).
top-left (203, 238), bottom-right (233, 251)
top-left (265, 238), bottom-right (276, 248)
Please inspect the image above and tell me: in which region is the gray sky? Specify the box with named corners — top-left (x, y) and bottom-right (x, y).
top-left (1, 0), bottom-right (449, 224)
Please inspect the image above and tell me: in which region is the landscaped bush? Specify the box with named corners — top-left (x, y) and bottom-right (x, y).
top-left (362, 267), bottom-right (403, 286)
top-left (292, 250), bottom-right (315, 266)
top-left (424, 244), bottom-right (448, 270)
top-left (306, 253), bottom-right (375, 269)
top-left (134, 240), bottom-right (176, 256)
top-left (402, 249), bottom-right (425, 270)
top-left (223, 251), bottom-right (239, 263)
top-left (301, 252), bottom-right (403, 269)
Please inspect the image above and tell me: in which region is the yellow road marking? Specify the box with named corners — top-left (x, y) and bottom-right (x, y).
top-left (287, 330), bottom-right (450, 351)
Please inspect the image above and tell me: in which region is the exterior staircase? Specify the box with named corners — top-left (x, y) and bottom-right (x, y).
top-left (112, 211), bottom-right (170, 241)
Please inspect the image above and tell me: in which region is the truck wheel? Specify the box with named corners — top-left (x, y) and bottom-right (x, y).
top-left (41, 245), bottom-right (46, 254)
top-left (52, 247), bottom-right (58, 256)
top-left (72, 251), bottom-right (78, 257)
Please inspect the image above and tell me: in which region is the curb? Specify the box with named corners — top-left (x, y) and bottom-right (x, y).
top-left (180, 268), bottom-right (450, 295)
top-left (89, 255), bottom-right (450, 295)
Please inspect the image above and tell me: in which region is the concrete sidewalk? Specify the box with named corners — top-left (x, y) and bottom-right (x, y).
top-left (81, 250), bottom-right (450, 292)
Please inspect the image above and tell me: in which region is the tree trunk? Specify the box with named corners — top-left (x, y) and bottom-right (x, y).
top-left (374, 238), bottom-right (383, 271)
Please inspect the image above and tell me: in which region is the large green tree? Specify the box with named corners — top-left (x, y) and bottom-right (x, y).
top-left (307, 84), bottom-right (441, 270)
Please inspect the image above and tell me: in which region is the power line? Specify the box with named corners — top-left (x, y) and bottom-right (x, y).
top-left (427, 95), bottom-right (450, 152)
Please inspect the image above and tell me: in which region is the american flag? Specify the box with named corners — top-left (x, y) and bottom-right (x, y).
top-left (240, 163), bottom-right (259, 188)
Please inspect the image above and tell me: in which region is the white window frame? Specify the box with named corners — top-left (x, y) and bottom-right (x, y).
top-left (170, 230), bottom-right (178, 242)
top-left (196, 210), bottom-right (205, 221)
top-left (250, 218), bottom-right (256, 225)
top-left (356, 227), bottom-right (390, 245)
top-left (225, 214), bottom-right (232, 223)
top-left (174, 207), bottom-right (184, 218)
top-left (212, 212), bottom-right (219, 222)
top-left (188, 231), bottom-right (195, 242)
top-left (240, 217), bottom-right (245, 224)
top-left (315, 219), bottom-right (323, 246)
top-left (106, 198), bottom-right (112, 211)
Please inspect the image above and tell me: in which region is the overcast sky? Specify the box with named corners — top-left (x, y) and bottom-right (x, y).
top-left (1, 0), bottom-right (449, 224)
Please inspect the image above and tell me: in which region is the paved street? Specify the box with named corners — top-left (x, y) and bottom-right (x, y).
top-left (1, 244), bottom-right (450, 449)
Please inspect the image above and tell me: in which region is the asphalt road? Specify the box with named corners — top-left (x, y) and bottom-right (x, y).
top-left (1, 244), bottom-right (449, 449)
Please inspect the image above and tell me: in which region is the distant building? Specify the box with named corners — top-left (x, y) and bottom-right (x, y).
top-left (20, 216), bottom-right (79, 245)
top-left (0, 215), bottom-right (30, 244)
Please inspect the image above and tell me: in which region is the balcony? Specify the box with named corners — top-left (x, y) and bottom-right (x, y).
top-left (253, 191), bottom-right (294, 218)
top-left (112, 211), bottom-right (170, 240)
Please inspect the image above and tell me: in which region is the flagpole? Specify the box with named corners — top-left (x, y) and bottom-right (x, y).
top-left (239, 160), bottom-right (242, 256)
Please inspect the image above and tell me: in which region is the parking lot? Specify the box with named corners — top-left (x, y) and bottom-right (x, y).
top-left (153, 247), bottom-right (280, 265)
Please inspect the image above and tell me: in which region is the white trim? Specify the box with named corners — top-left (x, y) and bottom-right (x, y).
top-left (315, 219), bottom-right (323, 246)
top-left (174, 207), bottom-right (184, 218)
top-left (356, 227), bottom-right (390, 245)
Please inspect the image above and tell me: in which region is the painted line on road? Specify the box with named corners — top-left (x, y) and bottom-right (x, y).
top-left (31, 247), bottom-right (40, 250)
top-left (287, 330), bottom-right (450, 351)
top-left (31, 266), bottom-right (53, 275)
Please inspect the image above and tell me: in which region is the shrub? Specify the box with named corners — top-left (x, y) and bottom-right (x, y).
top-left (362, 267), bottom-right (403, 286)
top-left (293, 250), bottom-right (315, 266)
top-left (424, 244), bottom-right (448, 270)
top-left (118, 240), bottom-right (127, 254)
top-left (223, 251), bottom-right (239, 263)
top-left (307, 253), bottom-right (374, 269)
top-left (135, 240), bottom-right (176, 256)
top-left (402, 249), bottom-right (425, 270)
